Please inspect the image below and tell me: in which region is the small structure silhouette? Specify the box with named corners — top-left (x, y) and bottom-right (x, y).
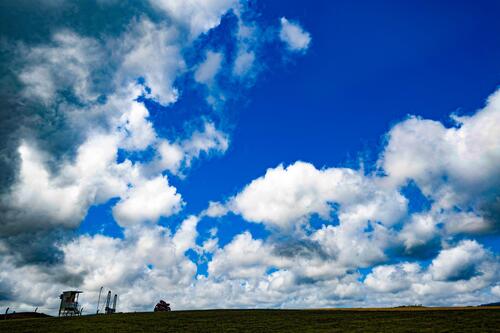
top-left (58, 291), bottom-right (83, 316)
top-left (154, 300), bottom-right (171, 312)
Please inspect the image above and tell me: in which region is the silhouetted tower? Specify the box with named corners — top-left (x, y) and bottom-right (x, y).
top-left (112, 294), bottom-right (118, 313)
top-left (58, 291), bottom-right (83, 316)
top-left (104, 291), bottom-right (111, 314)
top-left (104, 291), bottom-right (118, 314)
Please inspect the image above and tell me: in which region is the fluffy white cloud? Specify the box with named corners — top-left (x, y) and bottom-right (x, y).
top-left (399, 210), bottom-right (492, 255)
top-left (152, 140), bottom-right (185, 174)
top-left (1, 133), bottom-right (132, 233)
top-left (117, 19), bottom-right (184, 106)
top-left (5, 143), bottom-right (89, 229)
top-left (207, 230), bottom-right (361, 297)
top-left (399, 213), bottom-right (438, 251)
top-left (172, 216), bottom-right (199, 253)
top-left (119, 100), bottom-right (157, 151)
top-left (146, 122), bottom-right (229, 176)
top-left (202, 201), bottom-right (229, 218)
top-left (215, 161), bottom-right (407, 272)
top-left (311, 222), bottom-right (390, 269)
top-left (364, 241), bottom-right (499, 305)
top-left (181, 122), bottom-right (229, 167)
top-left (443, 211), bottom-right (492, 235)
top-left (113, 176), bottom-right (183, 227)
top-left (429, 240), bottom-right (489, 281)
top-left (209, 232), bottom-right (275, 279)
top-left (229, 162), bottom-right (336, 228)
top-left (228, 161), bottom-right (406, 230)
top-left (365, 263), bottom-right (420, 293)
top-left (381, 90), bottom-right (500, 220)
top-left (279, 17), bottom-right (311, 52)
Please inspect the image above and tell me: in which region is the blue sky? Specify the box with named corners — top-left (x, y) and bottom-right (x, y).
top-left (173, 0), bottom-right (500, 209)
top-left (1, 0), bottom-right (500, 313)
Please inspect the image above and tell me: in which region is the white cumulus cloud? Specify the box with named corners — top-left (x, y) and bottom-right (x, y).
top-left (279, 17), bottom-right (311, 52)
top-left (113, 176), bottom-right (183, 227)
top-left (228, 161), bottom-right (406, 231)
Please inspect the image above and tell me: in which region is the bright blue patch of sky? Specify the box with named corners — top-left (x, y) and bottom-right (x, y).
top-left (306, 210), bottom-right (340, 235)
top-left (117, 146), bottom-right (156, 164)
top-left (266, 267), bottom-right (279, 275)
top-left (78, 198), bottom-right (124, 239)
top-left (476, 234), bottom-right (500, 254)
top-left (181, 0), bottom-right (500, 211)
top-left (401, 181), bottom-right (432, 214)
top-left (357, 267), bottom-right (373, 281)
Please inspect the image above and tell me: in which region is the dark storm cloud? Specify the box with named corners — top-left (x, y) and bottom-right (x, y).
top-left (0, 280), bottom-right (14, 301)
top-left (50, 266), bottom-right (85, 286)
top-left (0, 0), bottom-right (154, 192)
top-left (481, 195), bottom-right (500, 232)
top-left (272, 238), bottom-right (331, 260)
top-left (444, 264), bottom-right (481, 282)
top-left (0, 0), bottom-right (220, 273)
top-left (0, 0), bottom-right (152, 43)
top-left (1, 229), bottom-right (70, 266)
top-left (0, 68), bottom-right (23, 194)
top-left (395, 238), bottom-right (441, 261)
top-left (0, 1), bottom-right (143, 246)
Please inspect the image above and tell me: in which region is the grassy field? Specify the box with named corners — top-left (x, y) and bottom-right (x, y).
top-left (1, 308), bottom-right (499, 332)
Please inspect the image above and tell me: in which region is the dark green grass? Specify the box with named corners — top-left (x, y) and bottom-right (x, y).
top-left (1, 308), bottom-right (499, 332)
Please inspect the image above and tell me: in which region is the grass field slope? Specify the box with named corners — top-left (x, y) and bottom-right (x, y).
top-left (1, 308), bottom-right (499, 332)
